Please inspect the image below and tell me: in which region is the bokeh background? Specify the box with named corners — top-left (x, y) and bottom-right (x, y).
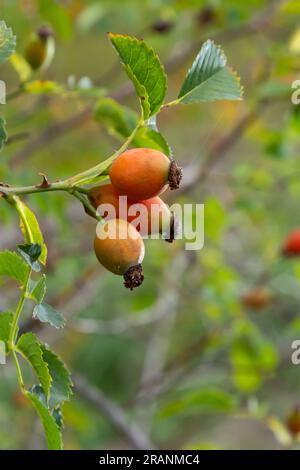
top-left (1, 0), bottom-right (300, 450)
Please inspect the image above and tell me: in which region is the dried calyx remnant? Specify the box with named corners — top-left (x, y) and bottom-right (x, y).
top-left (38, 25), bottom-right (53, 40)
top-left (168, 160), bottom-right (183, 190)
top-left (123, 264), bottom-right (144, 290)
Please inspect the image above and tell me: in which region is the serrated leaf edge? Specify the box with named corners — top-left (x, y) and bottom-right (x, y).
top-left (0, 21), bottom-right (16, 63)
top-left (16, 332), bottom-right (52, 400)
top-left (178, 39), bottom-right (243, 102)
top-left (41, 343), bottom-right (73, 408)
top-left (108, 33), bottom-right (167, 117)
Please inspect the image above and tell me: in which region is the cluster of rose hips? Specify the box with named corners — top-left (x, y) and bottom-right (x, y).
top-left (89, 148), bottom-right (182, 290)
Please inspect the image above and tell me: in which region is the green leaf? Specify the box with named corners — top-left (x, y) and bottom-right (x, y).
top-left (109, 33), bottom-right (167, 118)
top-left (94, 97), bottom-right (137, 139)
top-left (26, 388), bottom-right (62, 450)
top-left (14, 198), bottom-right (47, 265)
top-left (0, 117), bottom-right (7, 151)
top-left (0, 311), bottom-right (13, 347)
top-left (17, 333), bottom-right (52, 399)
top-left (0, 21), bottom-right (16, 63)
top-left (94, 98), bottom-right (171, 155)
top-left (230, 324), bottom-right (278, 393)
top-left (178, 40), bottom-right (243, 103)
top-left (204, 197), bottom-right (225, 242)
top-left (41, 344), bottom-right (72, 409)
top-left (27, 275), bottom-right (46, 304)
top-left (10, 52), bottom-right (32, 82)
top-left (17, 243), bottom-right (42, 272)
top-left (33, 302), bottom-right (66, 329)
top-left (0, 251), bottom-right (28, 285)
top-left (75, 174), bottom-right (109, 186)
top-left (52, 407), bottom-right (64, 429)
top-left (134, 127), bottom-right (171, 156)
top-left (159, 388), bottom-right (236, 418)
top-left (256, 80), bottom-right (291, 100)
top-left (24, 80), bottom-right (62, 95)
top-left (30, 383), bottom-right (47, 405)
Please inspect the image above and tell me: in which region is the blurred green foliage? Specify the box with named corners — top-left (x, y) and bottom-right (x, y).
top-left (1, 0), bottom-right (300, 450)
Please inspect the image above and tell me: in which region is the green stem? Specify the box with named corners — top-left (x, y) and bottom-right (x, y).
top-left (0, 119), bottom-right (143, 198)
top-left (9, 267), bottom-right (31, 346)
top-left (2, 180), bottom-right (73, 196)
top-left (66, 118), bottom-right (143, 186)
top-left (11, 350), bottom-right (25, 391)
top-left (72, 189), bottom-right (104, 223)
top-left (8, 256), bottom-right (31, 393)
top-left (161, 99), bottom-right (180, 110)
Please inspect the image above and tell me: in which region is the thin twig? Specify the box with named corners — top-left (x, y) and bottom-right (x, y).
top-left (73, 373), bottom-right (156, 450)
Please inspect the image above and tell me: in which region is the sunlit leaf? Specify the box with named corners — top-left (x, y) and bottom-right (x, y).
top-left (109, 33), bottom-right (167, 118)
top-left (14, 198), bottom-right (47, 265)
top-left (289, 28), bottom-right (300, 54)
top-left (24, 80), bottom-right (62, 95)
top-left (178, 40), bottom-right (243, 103)
top-left (10, 52), bottom-right (32, 82)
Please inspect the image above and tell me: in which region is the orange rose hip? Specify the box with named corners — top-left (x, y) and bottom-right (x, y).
top-left (109, 148), bottom-right (182, 200)
top-left (88, 184), bottom-right (178, 240)
top-left (94, 218), bottom-right (145, 289)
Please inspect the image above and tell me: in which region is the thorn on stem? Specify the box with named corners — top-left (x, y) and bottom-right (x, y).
top-left (36, 173), bottom-right (51, 189)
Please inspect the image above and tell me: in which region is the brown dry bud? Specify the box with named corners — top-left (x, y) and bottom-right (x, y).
top-left (38, 25), bottom-right (53, 41)
top-left (197, 6), bottom-right (216, 26)
top-left (152, 20), bottom-right (173, 34)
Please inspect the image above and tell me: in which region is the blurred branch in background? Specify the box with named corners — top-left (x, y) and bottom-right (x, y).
top-left (181, 106), bottom-right (261, 193)
top-left (73, 374), bottom-right (155, 450)
top-left (135, 252), bottom-right (190, 435)
top-left (68, 252), bottom-right (188, 335)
